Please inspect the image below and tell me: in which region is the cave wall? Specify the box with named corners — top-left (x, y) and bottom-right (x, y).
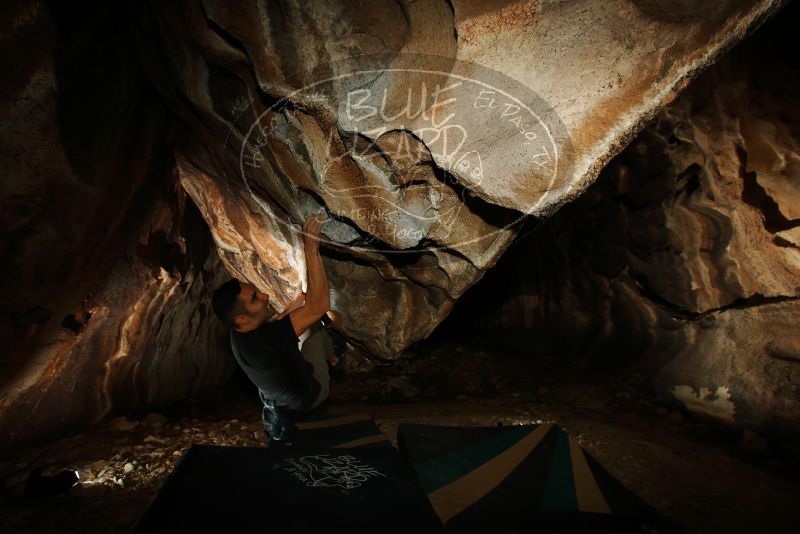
top-left (0, 0), bottom-right (794, 455)
top-left (0, 1), bottom-right (234, 456)
top-left (454, 8), bottom-right (800, 434)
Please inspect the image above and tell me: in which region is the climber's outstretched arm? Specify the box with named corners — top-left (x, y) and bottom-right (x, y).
top-left (289, 214), bottom-right (330, 336)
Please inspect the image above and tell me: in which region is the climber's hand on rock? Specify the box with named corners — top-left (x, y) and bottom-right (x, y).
top-left (302, 214), bottom-right (326, 251)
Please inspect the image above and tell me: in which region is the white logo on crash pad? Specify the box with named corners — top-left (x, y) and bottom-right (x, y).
top-left (284, 454), bottom-right (386, 490)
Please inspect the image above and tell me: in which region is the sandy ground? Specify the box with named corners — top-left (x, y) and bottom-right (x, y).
top-left (1, 339), bottom-right (799, 533)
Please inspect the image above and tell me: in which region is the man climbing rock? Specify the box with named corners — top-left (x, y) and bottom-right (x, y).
top-left (211, 214), bottom-right (343, 442)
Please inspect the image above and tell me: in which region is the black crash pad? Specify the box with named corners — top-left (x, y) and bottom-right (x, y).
top-left (135, 415), bottom-right (441, 533)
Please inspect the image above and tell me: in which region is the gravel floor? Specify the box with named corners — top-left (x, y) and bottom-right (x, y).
top-left (1, 339), bottom-right (799, 533)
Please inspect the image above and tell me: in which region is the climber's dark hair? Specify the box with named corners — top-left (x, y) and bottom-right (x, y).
top-left (211, 278), bottom-right (248, 328)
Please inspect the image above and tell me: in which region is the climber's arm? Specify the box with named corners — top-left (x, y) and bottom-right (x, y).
top-left (289, 214), bottom-right (330, 337)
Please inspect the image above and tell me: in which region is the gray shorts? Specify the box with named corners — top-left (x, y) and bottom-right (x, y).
top-left (299, 323), bottom-right (332, 409)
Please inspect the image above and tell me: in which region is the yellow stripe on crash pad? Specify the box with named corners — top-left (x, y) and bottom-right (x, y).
top-left (295, 414), bottom-right (373, 430)
top-left (333, 434), bottom-right (390, 448)
top-left (428, 423), bottom-right (554, 524)
top-left (568, 438), bottom-right (611, 514)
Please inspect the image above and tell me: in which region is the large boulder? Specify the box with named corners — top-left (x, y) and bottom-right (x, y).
top-left (131, 0), bottom-right (784, 357)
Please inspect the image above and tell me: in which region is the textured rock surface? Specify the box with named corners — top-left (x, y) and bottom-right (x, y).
top-left (0, 0), bottom-right (793, 455)
top-left (453, 10), bottom-right (800, 433)
top-left (131, 0), bottom-right (783, 357)
top-left (0, 2), bottom-right (234, 455)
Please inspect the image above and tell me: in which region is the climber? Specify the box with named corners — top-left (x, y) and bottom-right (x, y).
top-left (210, 214), bottom-right (345, 442)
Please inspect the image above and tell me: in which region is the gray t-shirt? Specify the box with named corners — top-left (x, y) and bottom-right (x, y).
top-left (229, 315), bottom-right (320, 410)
